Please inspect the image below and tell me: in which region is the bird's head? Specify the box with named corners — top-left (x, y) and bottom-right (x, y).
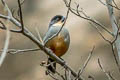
top-left (49, 15), bottom-right (65, 27)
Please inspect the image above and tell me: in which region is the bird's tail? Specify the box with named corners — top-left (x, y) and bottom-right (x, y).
top-left (46, 58), bottom-right (56, 75)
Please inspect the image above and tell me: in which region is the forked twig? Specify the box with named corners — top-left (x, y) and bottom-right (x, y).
top-left (98, 58), bottom-right (116, 80)
top-left (76, 46), bottom-right (95, 79)
top-left (63, 0), bottom-right (114, 37)
top-left (106, 0), bottom-right (120, 72)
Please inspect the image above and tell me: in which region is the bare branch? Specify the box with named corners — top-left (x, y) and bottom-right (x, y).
top-left (98, 58), bottom-right (116, 80)
top-left (110, 0), bottom-right (120, 10)
top-left (17, 0), bottom-right (25, 16)
top-left (0, 0), bottom-right (40, 42)
top-left (0, 27), bottom-right (10, 67)
top-left (106, 0), bottom-right (120, 67)
top-left (0, 14), bottom-right (9, 19)
top-left (63, 0), bottom-right (114, 37)
top-left (0, 21), bottom-right (22, 33)
top-left (68, 70), bottom-right (72, 80)
top-left (74, 5), bottom-right (113, 44)
top-left (40, 61), bottom-right (66, 80)
top-left (35, 27), bottom-right (44, 45)
top-left (1, 0), bottom-right (13, 17)
top-left (18, 0), bottom-right (24, 32)
top-left (89, 16), bottom-right (120, 73)
top-left (110, 43), bottom-right (120, 73)
top-left (0, 48), bottom-right (40, 54)
top-left (64, 69), bottom-right (72, 80)
top-left (98, 0), bottom-right (120, 10)
top-left (64, 69), bottom-right (68, 80)
top-left (0, 0), bottom-right (83, 79)
top-left (90, 21), bottom-right (112, 43)
top-left (77, 46), bottom-right (95, 78)
top-left (91, 19), bottom-right (120, 73)
top-left (111, 20), bottom-right (120, 44)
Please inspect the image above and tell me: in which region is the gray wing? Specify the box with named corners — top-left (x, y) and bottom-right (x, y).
top-left (43, 27), bottom-right (59, 45)
top-left (63, 29), bottom-right (70, 47)
top-left (43, 27), bottom-right (70, 46)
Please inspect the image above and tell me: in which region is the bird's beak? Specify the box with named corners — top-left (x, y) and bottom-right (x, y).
top-left (61, 17), bottom-right (65, 22)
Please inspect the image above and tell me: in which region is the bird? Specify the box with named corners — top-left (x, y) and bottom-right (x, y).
top-left (43, 15), bottom-right (70, 74)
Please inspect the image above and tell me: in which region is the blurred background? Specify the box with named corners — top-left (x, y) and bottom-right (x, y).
top-left (0, 0), bottom-right (120, 80)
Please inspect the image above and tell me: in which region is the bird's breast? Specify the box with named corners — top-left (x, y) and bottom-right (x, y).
top-left (46, 34), bottom-right (68, 57)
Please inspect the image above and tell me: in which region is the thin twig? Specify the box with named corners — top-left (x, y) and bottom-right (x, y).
top-left (110, 43), bottom-right (120, 73)
top-left (98, 58), bottom-right (116, 80)
top-left (64, 69), bottom-right (72, 80)
top-left (106, 0), bottom-right (120, 72)
top-left (0, 48), bottom-right (40, 54)
top-left (65, 69), bottom-right (68, 80)
top-left (0, 21), bottom-right (22, 33)
top-left (1, 0), bottom-right (40, 43)
top-left (98, 0), bottom-right (120, 10)
top-left (0, 27), bottom-right (10, 67)
top-left (75, 4), bottom-right (114, 43)
top-left (1, 0), bottom-right (13, 17)
top-left (63, 0), bottom-right (114, 37)
top-left (17, 0), bottom-right (25, 16)
top-left (109, 0), bottom-right (120, 10)
top-left (91, 19), bottom-right (120, 73)
top-left (77, 46), bottom-right (95, 77)
top-left (18, 0), bottom-right (24, 32)
top-left (111, 20), bottom-right (120, 44)
top-left (90, 21), bottom-right (112, 43)
top-left (87, 0), bottom-right (120, 74)
top-left (35, 27), bottom-right (44, 45)
top-left (68, 70), bottom-right (72, 80)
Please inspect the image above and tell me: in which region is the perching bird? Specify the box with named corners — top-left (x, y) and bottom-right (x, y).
top-left (43, 15), bottom-right (70, 74)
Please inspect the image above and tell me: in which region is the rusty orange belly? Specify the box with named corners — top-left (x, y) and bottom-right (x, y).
top-left (46, 35), bottom-right (68, 57)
